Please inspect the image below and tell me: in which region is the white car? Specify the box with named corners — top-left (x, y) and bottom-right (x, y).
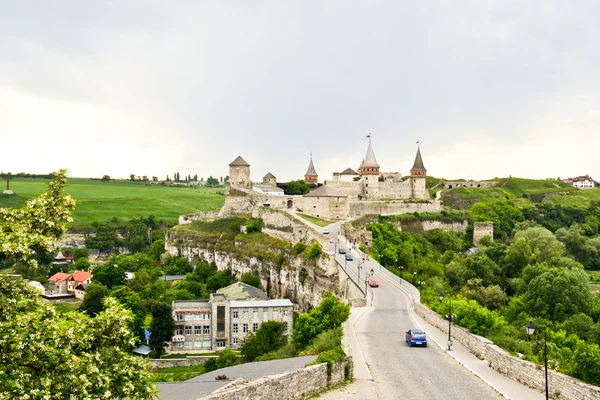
top-left (323, 228), bottom-right (330, 234)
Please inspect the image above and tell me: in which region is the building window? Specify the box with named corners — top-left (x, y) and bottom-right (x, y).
top-left (233, 337), bottom-right (238, 345)
top-left (194, 341), bottom-right (202, 348)
top-left (202, 340), bottom-right (211, 349)
top-left (232, 311), bottom-right (238, 319)
top-left (253, 311), bottom-right (259, 320)
top-left (243, 311), bottom-right (249, 319)
top-left (233, 323), bottom-right (238, 333)
top-left (185, 314), bottom-right (193, 321)
top-left (263, 311), bottom-right (269, 320)
top-left (175, 327), bottom-right (184, 335)
top-left (243, 323), bottom-right (248, 333)
top-left (184, 341), bottom-right (192, 348)
top-left (195, 314), bottom-right (201, 320)
top-left (216, 340), bottom-right (226, 349)
top-left (253, 323), bottom-right (258, 332)
top-left (177, 314), bottom-right (184, 321)
top-left (194, 326), bottom-right (201, 335)
top-left (184, 326), bottom-right (192, 335)
top-left (176, 342), bottom-right (184, 348)
top-left (284, 322), bottom-right (288, 331)
top-left (283, 310), bottom-right (288, 318)
top-left (203, 325), bottom-right (210, 335)
top-left (273, 311), bottom-right (279, 319)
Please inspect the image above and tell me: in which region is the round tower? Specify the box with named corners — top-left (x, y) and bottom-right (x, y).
top-left (360, 138), bottom-right (380, 199)
top-left (410, 145), bottom-right (428, 199)
top-left (227, 156), bottom-right (251, 194)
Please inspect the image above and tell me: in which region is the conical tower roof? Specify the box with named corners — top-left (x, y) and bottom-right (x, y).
top-left (305, 156), bottom-right (318, 177)
top-left (229, 156), bottom-right (250, 167)
top-left (410, 147), bottom-right (426, 172)
top-left (362, 139), bottom-right (379, 168)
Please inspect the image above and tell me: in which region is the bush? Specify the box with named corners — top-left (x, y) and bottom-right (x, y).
top-left (292, 242), bottom-right (307, 254)
top-left (203, 358), bottom-right (217, 372)
top-left (246, 219), bottom-right (262, 233)
top-left (241, 321), bottom-right (288, 361)
top-left (316, 346), bottom-right (346, 376)
top-left (215, 348), bottom-right (239, 369)
top-left (305, 242), bottom-right (322, 261)
top-left (304, 328), bottom-right (342, 355)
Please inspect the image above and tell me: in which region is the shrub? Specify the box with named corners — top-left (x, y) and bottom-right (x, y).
top-left (246, 219), bottom-right (262, 233)
top-left (292, 242), bottom-right (307, 254)
top-left (316, 346), bottom-right (346, 376)
top-left (304, 328), bottom-right (342, 355)
top-left (306, 242), bottom-right (322, 261)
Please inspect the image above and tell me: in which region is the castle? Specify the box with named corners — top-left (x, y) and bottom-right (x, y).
top-left (220, 140), bottom-right (440, 221)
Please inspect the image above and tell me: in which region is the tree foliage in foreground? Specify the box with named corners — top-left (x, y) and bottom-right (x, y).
top-left (0, 276), bottom-right (156, 399)
top-left (241, 321), bottom-right (288, 361)
top-left (0, 170), bottom-right (76, 267)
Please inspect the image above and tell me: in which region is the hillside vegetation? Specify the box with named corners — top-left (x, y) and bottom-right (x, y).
top-left (436, 177), bottom-right (600, 208)
top-left (0, 178), bottom-right (225, 230)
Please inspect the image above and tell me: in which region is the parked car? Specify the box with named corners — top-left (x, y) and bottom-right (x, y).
top-left (345, 254), bottom-right (353, 261)
top-left (405, 329), bottom-right (428, 347)
top-left (338, 248), bottom-right (346, 254)
top-left (323, 228), bottom-right (330, 234)
top-left (368, 279), bottom-right (379, 287)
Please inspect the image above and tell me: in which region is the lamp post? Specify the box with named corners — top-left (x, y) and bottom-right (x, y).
top-left (438, 292), bottom-right (452, 350)
top-left (526, 321), bottom-right (549, 400)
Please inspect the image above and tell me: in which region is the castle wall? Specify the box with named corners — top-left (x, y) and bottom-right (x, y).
top-left (473, 222), bottom-right (494, 246)
top-left (411, 176), bottom-right (429, 199)
top-left (218, 191), bottom-right (267, 217)
top-left (324, 180), bottom-right (362, 198)
top-left (302, 196), bottom-right (349, 221)
top-left (441, 181), bottom-right (497, 189)
top-left (378, 179), bottom-right (413, 199)
top-left (348, 200), bottom-right (441, 218)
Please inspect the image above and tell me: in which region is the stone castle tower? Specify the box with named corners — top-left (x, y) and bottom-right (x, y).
top-left (227, 156), bottom-right (252, 194)
top-left (360, 139), bottom-right (380, 199)
top-left (263, 172), bottom-right (276, 186)
top-left (304, 154), bottom-right (318, 184)
top-left (410, 146), bottom-right (427, 199)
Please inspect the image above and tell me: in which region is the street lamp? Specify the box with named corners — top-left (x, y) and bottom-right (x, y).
top-left (438, 292), bottom-right (453, 351)
top-left (526, 321), bottom-right (549, 400)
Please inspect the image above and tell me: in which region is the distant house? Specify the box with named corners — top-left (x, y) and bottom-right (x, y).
top-left (564, 175), bottom-right (597, 189)
top-left (68, 271), bottom-right (92, 292)
top-left (45, 270), bottom-right (92, 300)
top-left (48, 272), bottom-right (71, 294)
top-left (74, 283), bottom-right (88, 300)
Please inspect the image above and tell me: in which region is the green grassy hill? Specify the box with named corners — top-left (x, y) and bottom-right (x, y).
top-left (435, 177), bottom-right (600, 209)
top-left (0, 178), bottom-right (225, 230)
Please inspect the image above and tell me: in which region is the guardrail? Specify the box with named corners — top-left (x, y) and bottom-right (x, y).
top-left (335, 254), bottom-right (366, 296)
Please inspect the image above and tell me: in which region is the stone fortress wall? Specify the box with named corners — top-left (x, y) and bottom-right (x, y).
top-left (348, 199), bottom-right (441, 218)
top-left (440, 180), bottom-right (497, 189)
top-left (473, 222), bottom-right (494, 247)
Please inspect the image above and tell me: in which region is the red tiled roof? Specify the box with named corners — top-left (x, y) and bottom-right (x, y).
top-left (48, 272), bottom-right (71, 282)
top-left (70, 271), bottom-right (92, 283)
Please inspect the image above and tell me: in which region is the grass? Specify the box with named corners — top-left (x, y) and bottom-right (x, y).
top-left (297, 213), bottom-right (334, 227)
top-left (0, 178), bottom-right (225, 230)
top-left (150, 364), bottom-right (207, 382)
top-left (439, 177), bottom-right (596, 208)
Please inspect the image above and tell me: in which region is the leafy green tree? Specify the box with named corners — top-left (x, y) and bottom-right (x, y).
top-left (0, 277), bottom-right (156, 398)
top-left (147, 239), bottom-right (165, 262)
top-left (306, 242), bottom-right (322, 261)
top-left (470, 199), bottom-right (524, 240)
top-left (164, 255), bottom-right (193, 275)
top-left (85, 225), bottom-right (118, 252)
top-left (525, 267), bottom-right (592, 321)
top-left (92, 262), bottom-right (126, 290)
top-left (241, 321), bottom-right (288, 361)
top-left (573, 342), bottom-right (600, 385)
top-left (124, 219), bottom-right (149, 253)
top-left (206, 176), bottom-right (219, 187)
top-left (292, 292), bottom-right (349, 350)
top-left (215, 347), bottom-right (240, 369)
top-left (149, 302), bottom-right (175, 358)
top-left (284, 179), bottom-right (310, 195)
top-left (187, 260), bottom-right (218, 283)
top-left (0, 170), bottom-right (76, 268)
top-left (206, 269), bottom-right (236, 292)
top-left (464, 251), bottom-right (500, 287)
top-left (101, 174), bottom-right (111, 181)
top-left (110, 285), bottom-right (147, 337)
top-left (74, 257), bottom-right (91, 271)
top-left (556, 224), bottom-right (599, 269)
top-left (72, 247), bottom-right (90, 261)
top-left (241, 270), bottom-right (261, 288)
top-left (79, 282), bottom-right (109, 316)
top-left (458, 279), bottom-right (507, 310)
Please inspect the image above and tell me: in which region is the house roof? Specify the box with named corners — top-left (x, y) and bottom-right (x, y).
top-left (70, 270), bottom-right (92, 282)
top-left (172, 300), bottom-right (211, 310)
top-left (48, 272), bottom-right (71, 282)
top-left (54, 251), bottom-right (67, 261)
top-left (75, 283), bottom-right (88, 290)
top-left (162, 275), bottom-right (186, 281)
top-left (340, 168), bottom-right (359, 175)
top-left (230, 299), bottom-right (294, 308)
top-left (263, 172), bottom-right (276, 179)
top-left (305, 157), bottom-right (318, 177)
top-left (229, 156), bottom-right (250, 167)
top-left (362, 140), bottom-right (380, 168)
top-left (217, 282), bottom-right (268, 300)
top-left (410, 147), bottom-right (427, 172)
top-left (304, 184), bottom-right (347, 198)
top-left (131, 344), bottom-right (152, 356)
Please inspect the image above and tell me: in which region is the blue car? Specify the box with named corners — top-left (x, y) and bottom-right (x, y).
top-left (405, 329), bottom-right (428, 347)
top-left (345, 254), bottom-right (353, 261)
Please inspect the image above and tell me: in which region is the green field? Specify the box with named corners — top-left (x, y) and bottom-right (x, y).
top-left (438, 177), bottom-right (600, 208)
top-left (297, 213), bottom-right (334, 227)
top-left (0, 178), bottom-right (225, 230)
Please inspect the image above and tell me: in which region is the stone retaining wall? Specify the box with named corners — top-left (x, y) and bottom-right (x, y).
top-left (179, 211), bottom-right (220, 225)
top-left (414, 303), bottom-right (600, 399)
top-left (149, 356), bottom-right (215, 370)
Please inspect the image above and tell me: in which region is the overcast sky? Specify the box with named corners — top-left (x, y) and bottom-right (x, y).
top-left (1, 1), bottom-right (599, 182)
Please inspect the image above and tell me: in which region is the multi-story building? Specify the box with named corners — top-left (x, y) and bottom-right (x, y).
top-left (564, 175), bottom-right (597, 189)
top-left (171, 282), bottom-right (294, 352)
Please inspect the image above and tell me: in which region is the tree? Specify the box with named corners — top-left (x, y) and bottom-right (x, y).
top-left (110, 285), bottom-right (147, 338)
top-left (164, 255), bottom-right (193, 275)
top-left (525, 267), bottom-right (593, 321)
top-left (284, 179), bottom-right (310, 195)
top-left (149, 302), bottom-right (175, 357)
top-left (292, 292), bottom-right (350, 349)
top-left (80, 282), bottom-right (109, 316)
top-left (124, 219), bottom-right (149, 253)
top-left (74, 257), bottom-right (91, 271)
top-left (206, 269), bottom-right (236, 292)
top-left (130, 174), bottom-right (136, 181)
top-left (241, 321), bottom-right (288, 361)
top-left (206, 176), bottom-right (219, 187)
top-left (101, 174), bottom-right (111, 181)
top-left (241, 270), bottom-right (261, 289)
top-left (0, 277), bottom-right (156, 399)
top-left (0, 170), bottom-right (76, 267)
top-left (152, 176), bottom-right (158, 181)
top-left (91, 262), bottom-right (126, 290)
